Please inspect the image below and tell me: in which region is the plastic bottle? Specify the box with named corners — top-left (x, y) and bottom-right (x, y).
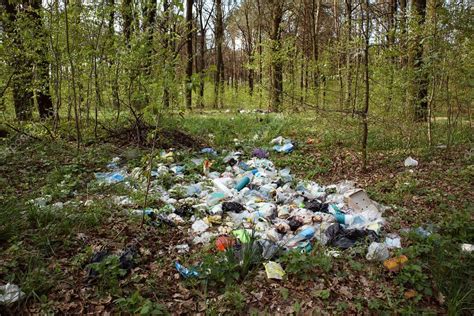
top-left (286, 227), bottom-right (316, 248)
top-left (234, 170), bottom-right (257, 191)
top-left (212, 178), bottom-right (233, 196)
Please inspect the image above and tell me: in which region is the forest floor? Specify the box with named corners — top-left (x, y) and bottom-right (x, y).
top-left (0, 112), bottom-right (473, 314)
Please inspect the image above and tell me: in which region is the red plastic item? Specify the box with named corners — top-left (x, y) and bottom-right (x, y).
top-left (216, 235), bottom-right (235, 252)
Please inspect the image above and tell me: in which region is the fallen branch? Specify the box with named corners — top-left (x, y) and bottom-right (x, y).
top-left (4, 122), bottom-right (40, 140)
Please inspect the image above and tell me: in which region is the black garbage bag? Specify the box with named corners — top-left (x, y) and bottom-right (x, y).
top-left (325, 223), bottom-right (378, 249)
top-left (304, 200), bottom-right (329, 213)
top-left (119, 244), bottom-right (138, 270)
top-left (174, 204), bottom-right (194, 217)
top-left (222, 201), bottom-right (245, 213)
top-left (87, 250), bottom-right (109, 278)
top-left (288, 216), bottom-right (304, 231)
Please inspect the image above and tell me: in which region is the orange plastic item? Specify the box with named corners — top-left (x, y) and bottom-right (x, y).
top-left (383, 255), bottom-right (408, 272)
top-left (404, 289), bottom-right (418, 299)
top-left (216, 235), bottom-right (235, 252)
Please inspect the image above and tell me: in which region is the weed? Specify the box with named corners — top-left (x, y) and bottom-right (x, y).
top-left (312, 289), bottom-right (331, 300)
top-left (198, 231), bottom-right (263, 288)
top-left (115, 291), bottom-right (168, 315)
top-left (222, 285), bottom-right (246, 311)
top-left (280, 243), bottom-right (332, 281)
top-left (279, 287), bottom-right (289, 300)
top-left (87, 256), bottom-right (127, 295)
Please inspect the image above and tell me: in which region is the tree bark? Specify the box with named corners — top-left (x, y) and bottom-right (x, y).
top-left (29, 0), bottom-right (54, 119)
top-left (269, 0), bottom-right (284, 112)
top-left (214, 0), bottom-right (224, 108)
top-left (185, 0), bottom-right (193, 109)
top-left (412, 0), bottom-right (428, 122)
top-left (122, 0), bottom-right (132, 45)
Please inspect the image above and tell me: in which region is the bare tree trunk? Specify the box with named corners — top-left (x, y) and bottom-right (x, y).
top-left (162, 0), bottom-right (171, 108)
top-left (361, 0), bottom-right (370, 171)
top-left (65, 0), bottom-right (81, 148)
top-left (344, 0), bottom-right (352, 109)
top-left (196, 0), bottom-right (206, 108)
top-left (214, 0), bottom-right (224, 108)
top-left (185, 0), bottom-right (193, 109)
top-left (413, 0), bottom-right (428, 122)
top-left (122, 0), bottom-right (132, 45)
top-left (269, 0), bottom-right (284, 112)
top-left (1, 0), bottom-right (33, 120)
top-left (31, 0), bottom-right (54, 119)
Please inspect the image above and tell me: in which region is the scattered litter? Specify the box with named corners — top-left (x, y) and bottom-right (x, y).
top-left (216, 235), bottom-right (235, 251)
top-left (384, 255), bottom-right (408, 272)
top-left (29, 195), bottom-right (52, 208)
top-left (175, 262), bottom-right (199, 278)
top-left (95, 171), bottom-right (126, 184)
top-left (176, 244), bottom-right (190, 253)
top-left (325, 223), bottom-right (378, 250)
top-left (366, 242), bottom-right (389, 261)
top-left (192, 220), bottom-right (209, 234)
top-left (273, 143), bottom-right (294, 153)
top-left (263, 261), bottom-right (285, 280)
top-left (201, 148), bottom-right (217, 156)
top-left (233, 229), bottom-right (251, 243)
top-left (404, 289), bottom-right (418, 299)
top-left (404, 157), bottom-right (418, 167)
top-left (0, 283), bottom-right (25, 304)
top-left (461, 243), bottom-right (474, 252)
top-left (414, 227), bottom-right (432, 238)
top-left (271, 136), bottom-right (294, 153)
top-left (252, 148), bottom-right (269, 159)
top-left (90, 145), bottom-right (399, 276)
top-left (222, 202), bottom-right (245, 213)
top-left (385, 233), bottom-right (402, 249)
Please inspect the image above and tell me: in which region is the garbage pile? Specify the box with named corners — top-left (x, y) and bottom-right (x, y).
top-left (92, 139), bottom-right (404, 273)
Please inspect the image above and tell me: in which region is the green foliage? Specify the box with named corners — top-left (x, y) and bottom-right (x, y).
top-left (87, 255), bottom-right (127, 295)
top-left (222, 285), bottom-right (246, 311)
top-left (115, 291), bottom-right (168, 315)
top-left (197, 231), bottom-right (263, 288)
top-left (280, 244), bottom-right (332, 281)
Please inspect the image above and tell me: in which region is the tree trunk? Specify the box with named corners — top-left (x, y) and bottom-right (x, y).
top-left (122, 0), bottom-right (132, 45)
top-left (362, 0), bottom-right (370, 171)
top-left (214, 0), bottom-right (224, 108)
top-left (269, 0), bottom-right (284, 112)
top-left (30, 0), bottom-right (54, 119)
top-left (185, 0), bottom-right (193, 109)
top-left (344, 0), bottom-right (352, 109)
top-left (196, 0), bottom-right (206, 108)
top-left (413, 0), bottom-right (428, 122)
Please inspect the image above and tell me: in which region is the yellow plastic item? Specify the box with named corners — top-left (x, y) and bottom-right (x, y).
top-left (384, 255), bottom-right (408, 272)
top-left (204, 215), bottom-right (222, 225)
top-left (263, 261), bottom-right (286, 280)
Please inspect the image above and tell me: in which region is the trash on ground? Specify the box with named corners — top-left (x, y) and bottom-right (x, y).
top-left (404, 289), bottom-right (418, 299)
top-left (176, 244), bottom-right (190, 253)
top-left (384, 255), bottom-right (408, 272)
top-left (216, 235), bottom-right (235, 251)
top-left (404, 157), bottom-right (418, 167)
top-left (263, 261), bottom-right (285, 280)
top-left (271, 136), bottom-right (294, 153)
top-left (366, 242), bottom-right (389, 261)
top-left (175, 262), bottom-right (199, 278)
top-left (252, 148), bottom-right (269, 159)
top-left (461, 243), bottom-right (474, 252)
top-left (0, 283), bottom-right (25, 304)
top-left (90, 145), bottom-right (399, 274)
top-left (385, 233), bottom-right (402, 249)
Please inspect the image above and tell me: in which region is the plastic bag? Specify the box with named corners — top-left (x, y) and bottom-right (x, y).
top-left (263, 261), bottom-right (285, 280)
